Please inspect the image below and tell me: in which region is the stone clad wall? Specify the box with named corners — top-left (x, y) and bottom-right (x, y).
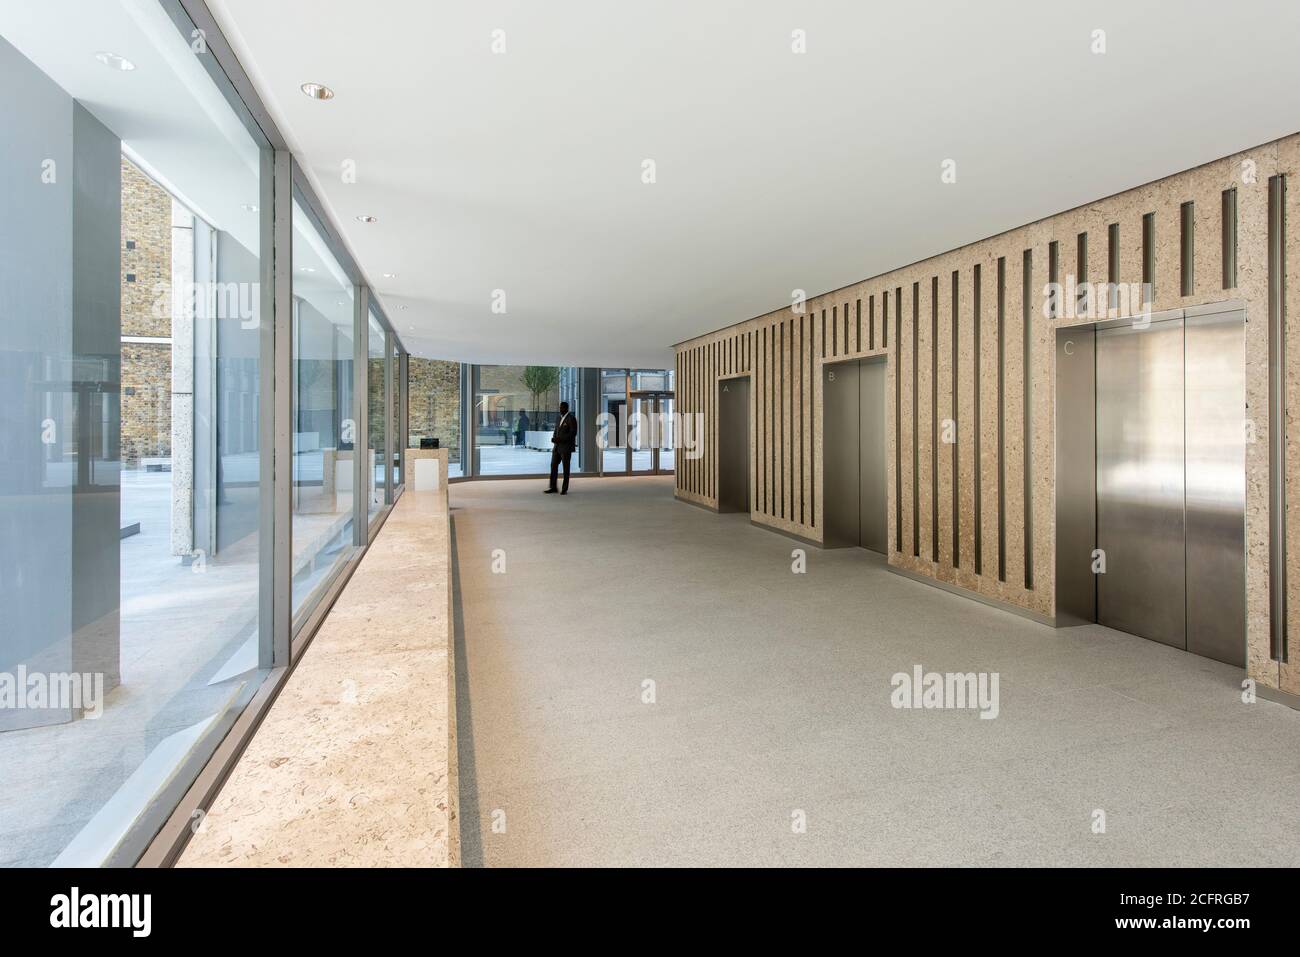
top-left (408, 357), bottom-right (461, 465)
top-left (675, 132), bottom-right (1300, 693)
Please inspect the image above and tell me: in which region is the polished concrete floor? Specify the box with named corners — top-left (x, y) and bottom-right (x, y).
top-left (452, 476), bottom-right (1300, 867)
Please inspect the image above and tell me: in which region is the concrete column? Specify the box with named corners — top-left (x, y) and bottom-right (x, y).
top-left (170, 201), bottom-right (195, 558)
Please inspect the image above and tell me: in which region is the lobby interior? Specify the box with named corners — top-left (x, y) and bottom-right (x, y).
top-left (4, 0), bottom-right (1300, 870)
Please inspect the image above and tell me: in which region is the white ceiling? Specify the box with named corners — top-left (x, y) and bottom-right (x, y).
top-left (206, 0), bottom-right (1300, 366)
top-left (0, 0), bottom-right (263, 255)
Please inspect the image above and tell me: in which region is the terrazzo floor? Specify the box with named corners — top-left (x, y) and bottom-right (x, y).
top-left (452, 476), bottom-right (1300, 867)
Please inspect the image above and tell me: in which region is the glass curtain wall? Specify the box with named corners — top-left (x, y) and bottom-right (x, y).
top-left (290, 202), bottom-right (356, 613)
top-left (0, 0), bottom-right (408, 869)
top-left (472, 365), bottom-right (576, 476)
top-left (0, 1), bottom-right (267, 866)
top-left (367, 311), bottom-right (387, 520)
top-left (632, 368), bottom-right (674, 473)
top-left (600, 369), bottom-right (629, 472)
top-left (407, 364), bottom-right (678, 479)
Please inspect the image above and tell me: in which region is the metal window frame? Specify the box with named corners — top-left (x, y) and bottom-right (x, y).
top-left (354, 286), bottom-right (370, 546)
top-left (385, 331), bottom-right (396, 504)
top-left (398, 350), bottom-right (409, 489)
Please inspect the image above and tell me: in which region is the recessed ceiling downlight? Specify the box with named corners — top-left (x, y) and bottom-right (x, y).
top-left (300, 82), bottom-right (334, 100)
top-left (356, 215), bottom-right (377, 224)
top-left (95, 52), bottom-right (135, 71)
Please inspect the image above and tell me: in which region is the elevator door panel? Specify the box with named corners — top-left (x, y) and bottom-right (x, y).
top-left (1095, 319), bottom-right (1186, 648)
top-left (717, 378), bottom-right (750, 513)
top-left (1184, 311), bottom-right (1246, 666)
top-left (859, 359), bottom-right (887, 553)
top-left (823, 361), bottom-right (860, 548)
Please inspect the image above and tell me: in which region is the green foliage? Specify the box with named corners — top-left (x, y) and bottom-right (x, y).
top-left (522, 365), bottom-right (561, 414)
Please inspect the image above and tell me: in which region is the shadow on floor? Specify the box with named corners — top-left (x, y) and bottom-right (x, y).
top-left (450, 514), bottom-right (484, 867)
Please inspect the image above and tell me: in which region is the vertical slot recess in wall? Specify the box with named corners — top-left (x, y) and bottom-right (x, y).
top-left (691, 347), bottom-right (697, 494)
top-left (930, 276), bottom-right (939, 563)
top-left (754, 330), bottom-right (759, 504)
top-left (1222, 187), bottom-right (1238, 290)
top-left (831, 305), bottom-right (838, 356)
top-left (1180, 200), bottom-right (1195, 297)
top-left (912, 282), bottom-right (920, 559)
top-left (684, 349), bottom-right (690, 492)
top-left (779, 321), bottom-right (785, 519)
top-left (869, 295), bottom-right (876, 350)
top-left (1107, 223), bottom-right (1120, 312)
top-left (786, 318), bottom-right (793, 521)
top-left (1022, 248), bottom-right (1033, 591)
top-left (798, 315), bottom-right (804, 526)
top-left (809, 313), bottom-right (816, 529)
top-left (951, 269), bottom-right (960, 569)
top-left (795, 316), bottom-right (801, 523)
top-left (768, 326), bottom-right (774, 514)
top-left (856, 299), bottom-right (862, 353)
top-left (996, 256), bottom-right (1006, 583)
top-left (1048, 240), bottom-right (1059, 319)
top-left (972, 264), bottom-right (982, 575)
top-left (894, 287), bottom-right (902, 553)
top-left (1269, 174), bottom-right (1288, 662)
top-left (1076, 232), bottom-right (1088, 318)
top-left (1142, 211), bottom-right (1155, 298)
top-left (692, 347), bottom-right (697, 495)
top-left (759, 325), bottom-right (764, 512)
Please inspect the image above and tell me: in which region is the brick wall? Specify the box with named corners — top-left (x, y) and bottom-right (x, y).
top-left (121, 158), bottom-right (171, 338)
top-left (120, 342), bottom-right (171, 466)
top-left (120, 157), bottom-right (173, 467)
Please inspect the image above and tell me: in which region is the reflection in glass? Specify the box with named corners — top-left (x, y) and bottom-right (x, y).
top-left (367, 312), bottom-right (386, 520)
top-left (0, 2), bottom-right (265, 865)
top-left (291, 201), bottom-right (355, 614)
top-left (600, 369), bottom-right (628, 473)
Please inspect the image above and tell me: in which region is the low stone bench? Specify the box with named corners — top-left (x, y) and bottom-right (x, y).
top-left (178, 484), bottom-right (457, 867)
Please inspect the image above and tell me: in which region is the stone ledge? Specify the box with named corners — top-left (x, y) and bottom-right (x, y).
top-left (178, 486), bottom-right (457, 867)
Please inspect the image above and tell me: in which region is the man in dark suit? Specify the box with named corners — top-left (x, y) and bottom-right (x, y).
top-left (544, 401), bottom-right (577, 495)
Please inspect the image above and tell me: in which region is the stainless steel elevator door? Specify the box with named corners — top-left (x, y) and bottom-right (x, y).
top-left (1095, 318), bottom-right (1186, 648)
top-left (823, 361), bottom-right (860, 548)
top-left (717, 377), bottom-right (750, 513)
top-left (859, 358), bottom-right (887, 553)
top-left (1184, 310), bottom-right (1246, 666)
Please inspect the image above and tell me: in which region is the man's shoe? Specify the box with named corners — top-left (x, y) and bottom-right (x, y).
top-left (560, 490), bottom-right (567, 495)
top-left (543, 488), bottom-right (557, 494)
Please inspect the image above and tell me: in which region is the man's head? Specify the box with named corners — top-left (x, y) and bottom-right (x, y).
top-left (559, 401), bottom-right (570, 414)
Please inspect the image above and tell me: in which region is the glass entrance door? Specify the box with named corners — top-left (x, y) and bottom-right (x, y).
top-left (597, 369), bottom-right (674, 475)
top-left (629, 391), bottom-right (674, 474)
